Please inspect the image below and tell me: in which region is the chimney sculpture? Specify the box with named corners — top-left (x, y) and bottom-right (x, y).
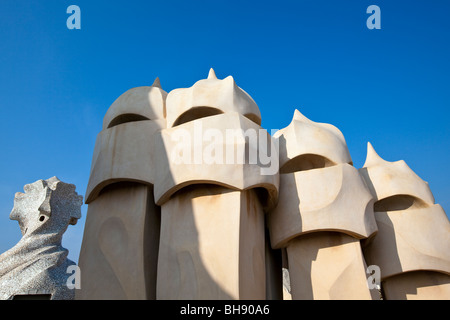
top-left (154, 69), bottom-right (279, 299)
top-left (360, 143), bottom-right (450, 300)
top-left (268, 110), bottom-right (378, 300)
top-left (77, 79), bottom-right (166, 299)
top-left (0, 177), bottom-right (82, 300)
top-left (76, 70), bottom-right (449, 300)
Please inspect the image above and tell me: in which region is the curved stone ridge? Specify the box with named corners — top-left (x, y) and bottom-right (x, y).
top-left (360, 142), bottom-right (435, 205)
top-left (269, 163), bottom-right (376, 249)
top-left (103, 78), bottom-right (167, 130)
top-left (274, 109), bottom-right (352, 170)
top-left (166, 68), bottom-right (261, 128)
top-left (0, 177), bottom-right (83, 300)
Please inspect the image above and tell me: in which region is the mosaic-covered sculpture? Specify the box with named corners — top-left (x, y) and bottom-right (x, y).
top-left (0, 177), bottom-right (82, 300)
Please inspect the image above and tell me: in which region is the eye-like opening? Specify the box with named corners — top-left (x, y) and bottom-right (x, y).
top-left (39, 216), bottom-right (45, 222)
top-left (374, 195), bottom-right (429, 212)
top-left (107, 113), bottom-right (150, 128)
top-left (172, 107), bottom-right (223, 127)
top-left (280, 154), bottom-right (337, 174)
top-left (243, 113), bottom-right (261, 126)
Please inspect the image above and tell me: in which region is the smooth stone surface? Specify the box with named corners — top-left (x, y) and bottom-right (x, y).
top-left (157, 185), bottom-right (265, 300)
top-left (85, 120), bottom-right (164, 203)
top-left (382, 271), bottom-right (450, 300)
top-left (269, 163), bottom-right (377, 249)
top-left (77, 182), bottom-right (160, 300)
top-left (363, 205), bottom-right (450, 279)
top-left (154, 112), bottom-right (279, 210)
top-left (286, 232), bottom-right (376, 300)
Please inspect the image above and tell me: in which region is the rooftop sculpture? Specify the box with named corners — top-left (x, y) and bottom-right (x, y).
top-left (360, 143), bottom-right (450, 299)
top-left (0, 177), bottom-right (83, 300)
top-left (36, 69), bottom-right (450, 300)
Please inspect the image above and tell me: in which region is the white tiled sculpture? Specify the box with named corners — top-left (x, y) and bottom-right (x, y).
top-left (268, 110), bottom-right (378, 300)
top-left (360, 143), bottom-right (450, 300)
top-left (0, 177), bottom-right (83, 300)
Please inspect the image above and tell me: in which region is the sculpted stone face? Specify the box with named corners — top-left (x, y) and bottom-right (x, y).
top-left (268, 110), bottom-right (378, 300)
top-left (79, 78), bottom-right (167, 300)
top-left (0, 177), bottom-right (83, 300)
top-left (85, 79), bottom-right (167, 203)
top-left (154, 70), bottom-right (277, 299)
top-left (10, 177), bottom-right (82, 235)
top-left (10, 181), bottom-right (50, 235)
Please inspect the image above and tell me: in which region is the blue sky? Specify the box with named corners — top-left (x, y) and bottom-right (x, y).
top-left (0, 0), bottom-right (449, 262)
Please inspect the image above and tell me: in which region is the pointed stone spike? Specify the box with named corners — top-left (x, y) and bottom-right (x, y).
top-left (293, 109), bottom-right (348, 146)
top-left (152, 77), bottom-right (161, 88)
top-left (363, 142), bottom-right (386, 168)
top-left (292, 109), bottom-right (310, 122)
top-left (208, 68), bottom-right (218, 80)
